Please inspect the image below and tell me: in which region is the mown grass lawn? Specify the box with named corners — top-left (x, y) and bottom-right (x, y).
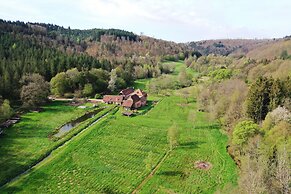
top-left (1, 95), bottom-right (237, 193)
top-left (0, 101), bottom-right (99, 186)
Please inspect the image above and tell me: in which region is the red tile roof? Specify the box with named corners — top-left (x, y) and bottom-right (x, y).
top-left (103, 95), bottom-right (123, 103)
top-left (122, 99), bottom-right (133, 107)
top-left (119, 88), bottom-right (134, 96)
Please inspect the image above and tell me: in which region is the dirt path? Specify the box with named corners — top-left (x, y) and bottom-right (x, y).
top-left (132, 149), bottom-right (171, 194)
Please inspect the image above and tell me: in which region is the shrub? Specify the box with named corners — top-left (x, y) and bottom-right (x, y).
top-left (208, 69), bottom-right (232, 80)
top-left (232, 120), bottom-right (260, 146)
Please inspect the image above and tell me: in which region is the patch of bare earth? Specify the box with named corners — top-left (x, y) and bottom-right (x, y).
top-left (194, 161), bottom-right (212, 170)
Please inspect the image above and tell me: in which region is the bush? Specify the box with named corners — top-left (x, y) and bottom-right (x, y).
top-left (208, 69), bottom-right (232, 80)
top-left (95, 93), bottom-right (102, 99)
top-left (232, 120), bottom-right (260, 146)
top-left (0, 100), bottom-right (14, 122)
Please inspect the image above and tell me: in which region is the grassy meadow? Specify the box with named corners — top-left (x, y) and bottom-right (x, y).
top-left (0, 101), bottom-right (107, 186)
top-left (1, 95), bottom-right (237, 193)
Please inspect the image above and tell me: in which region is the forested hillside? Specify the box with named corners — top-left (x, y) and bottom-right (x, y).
top-left (188, 39), bottom-right (271, 56)
top-left (0, 19), bottom-right (190, 102)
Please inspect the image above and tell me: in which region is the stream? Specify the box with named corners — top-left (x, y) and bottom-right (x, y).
top-left (54, 108), bottom-right (104, 137)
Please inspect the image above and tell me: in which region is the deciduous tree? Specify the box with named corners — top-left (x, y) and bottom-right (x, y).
top-left (20, 74), bottom-right (50, 109)
top-left (108, 69), bottom-right (117, 92)
top-left (0, 99), bottom-right (14, 122)
top-left (232, 120), bottom-right (259, 147)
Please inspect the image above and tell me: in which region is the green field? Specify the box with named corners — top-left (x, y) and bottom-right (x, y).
top-left (0, 101), bottom-right (106, 186)
top-left (172, 60), bottom-right (197, 77)
top-left (1, 95), bottom-right (237, 193)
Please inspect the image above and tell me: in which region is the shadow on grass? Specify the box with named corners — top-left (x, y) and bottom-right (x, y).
top-left (158, 171), bottom-right (185, 177)
top-left (178, 141), bottom-right (204, 150)
top-left (193, 123), bottom-right (220, 130)
top-left (1, 171), bottom-right (49, 193)
top-left (101, 186), bottom-right (122, 194)
top-left (135, 101), bottom-right (155, 116)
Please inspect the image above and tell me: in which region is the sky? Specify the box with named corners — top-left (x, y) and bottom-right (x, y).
top-left (0, 0), bottom-right (290, 42)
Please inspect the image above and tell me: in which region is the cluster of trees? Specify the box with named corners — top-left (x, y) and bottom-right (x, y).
top-left (0, 73), bottom-right (50, 122)
top-left (198, 75), bottom-right (290, 193)
top-left (185, 54), bottom-right (233, 76)
top-left (198, 79), bottom-right (248, 129)
top-left (148, 67), bottom-right (193, 94)
top-left (50, 68), bottom-right (109, 97)
top-left (231, 107), bottom-right (290, 194)
top-left (50, 65), bottom-right (135, 98)
top-left (134, 63), bottom-right (176, 79)
top-left (207, 68), bottom-right (233, 80)
top-left (185, 53), bottom-right (291, 83)
top-left (246, 76), bottom-right (290, 122)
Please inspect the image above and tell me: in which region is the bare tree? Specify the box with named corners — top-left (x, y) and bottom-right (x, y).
top-left (238, 137), bottom-right (267, 194)
top-left (275, 145), bottom-right (290, 194)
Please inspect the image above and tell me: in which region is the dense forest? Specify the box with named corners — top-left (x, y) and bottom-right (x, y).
top-left (0, 19), bottom-right (192, 122)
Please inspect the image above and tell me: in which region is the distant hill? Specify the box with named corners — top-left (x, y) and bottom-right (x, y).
top-left (188, 39), bottom-right (272, 56)
top-left (188, 38), bottom-right (291, 60)
top-left (246, 38), bottom-right (291, 60)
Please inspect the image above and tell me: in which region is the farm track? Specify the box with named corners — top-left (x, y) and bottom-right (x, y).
top-left (132, 149), bottom-right (171, 194)
top-left (0, 109), bottom-right (112, 189)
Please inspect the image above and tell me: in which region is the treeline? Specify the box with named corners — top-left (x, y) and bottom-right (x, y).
top-left (43, 24), bottom-right (138, 42)
top-left (0, 19), bottom-right (137, 45)
top-left (50, 64), bottom-right (136, 98)
top-left (185, 54), bottom-right (291, 82)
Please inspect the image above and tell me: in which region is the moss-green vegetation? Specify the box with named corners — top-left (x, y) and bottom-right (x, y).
top-left (173, 61), bottom-right (197, 77)
top-left (1, 95), bottom-right (237, 193)
top-left (0, 101), bottom-right (106, 186)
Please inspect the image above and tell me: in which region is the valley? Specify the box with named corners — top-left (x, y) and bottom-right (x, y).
top-left (0, 16), bottom-right (290, 194)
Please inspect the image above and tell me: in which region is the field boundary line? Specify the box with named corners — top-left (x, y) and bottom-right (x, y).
top-left (132, 149), bottom-right (171, 194)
